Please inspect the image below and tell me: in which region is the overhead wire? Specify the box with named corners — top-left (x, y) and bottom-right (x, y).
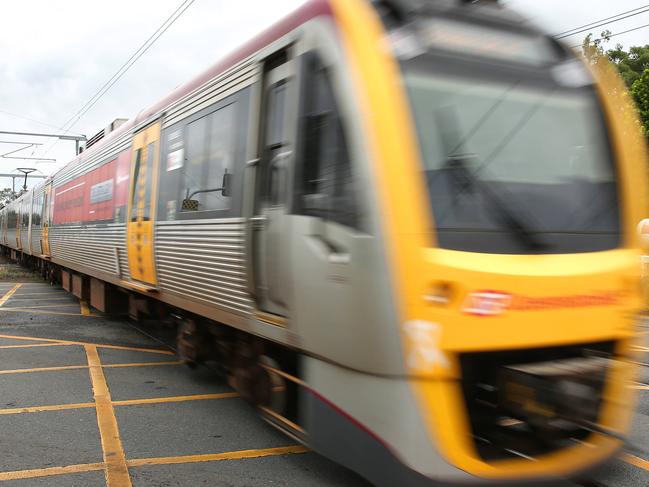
top-left (0, 110), bottom-right (83, 135)
top-left (554, 5), bottom-right (649, 38)
top-left (39, 0), bottom-right (198, 158)
top-left (570, 22), bottom-right (649, 49)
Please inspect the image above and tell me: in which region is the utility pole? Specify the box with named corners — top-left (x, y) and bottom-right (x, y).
top-left (16, 168), bottom-right (37, 191)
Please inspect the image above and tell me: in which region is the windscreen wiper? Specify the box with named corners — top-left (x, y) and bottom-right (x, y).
top-left (446, 155), bottom-right (547, 251)
top-left (434, 103), bottom-right (547, 251)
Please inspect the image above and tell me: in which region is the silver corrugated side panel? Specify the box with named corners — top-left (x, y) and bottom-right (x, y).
top-left (49, 223), bottom-right (128, 279)
top-left (155, 218), bottom-right (252, 316)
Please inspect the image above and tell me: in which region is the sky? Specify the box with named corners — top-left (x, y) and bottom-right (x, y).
top-left (0, 0), bottom-right (647, 191)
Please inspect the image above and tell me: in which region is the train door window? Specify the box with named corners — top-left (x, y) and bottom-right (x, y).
top-left (297, 55), bottom-right (357, 228)
top-left (130, 149), bottom-right (142, 221)
top-left (129, 143), bottom-right (155, 222)
top-left (265, 81), bottom-right (288, 206)
top-left (142, 143), bottom-right (155, 219)
top-left (181, 103), bottom-right (236, 212)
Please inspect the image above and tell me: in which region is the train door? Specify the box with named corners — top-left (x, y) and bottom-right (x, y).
top-left (41, 184), bottom-right (52, 256)
top-left (26, 193), bottom-right (33, 254)
top-left (126, 122), bottom-right (161, 287)
top-left (251, 55), bottom-right (297, 317)
top-left (15, 202), bottom-right (21, 250)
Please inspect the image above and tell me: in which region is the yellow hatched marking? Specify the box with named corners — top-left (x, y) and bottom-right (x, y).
top-left (11, 292), bottom-right (68, 297)
top-left (0, 391), bottom-right (237, 416)
top-left (103, 361), bottom-right (183, 369)
top-left (0, 342), bottom-right (70, 349)
top-left (0, 462), bottom-right (105, 481)
top-left (126, 445), bottom-right (308, 468)
top-left (86, 345), bottom-right (132, 486)
top-left (0, 402), bottom-right (95, 415)
top-left (3, 303), bottom-right (86, 310)
top-left (0, 364), bottom-right (87, 375)
top-left (620, 453), bottom-right (649, 471)
top-left (0, 308), bottom-right (91, 317)
top-left (113, 392), bottom-right (239, 407)
top-left (80, 300), bottom-right (91, 316)
top-left (0, 333), bottom-right (173, 355)
top-left (8, 296), bottom-right (74, 301)
top-left (0, 283), bottom-right (22, 306)
top-left (0, 360), bottom-right (181, 376)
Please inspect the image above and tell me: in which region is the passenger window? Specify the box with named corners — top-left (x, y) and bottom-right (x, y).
top-left (181, 103), bottom-right (236, 212)
top-left (298, 56), bottom-right (357, 228)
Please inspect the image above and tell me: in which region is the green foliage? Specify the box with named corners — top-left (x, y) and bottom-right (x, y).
top-left (581, 33), bottom-right (649, 141)
top-left (607, 44), bottom-right (649, 88)
top-left (631, 69), bottom-right (649, 137)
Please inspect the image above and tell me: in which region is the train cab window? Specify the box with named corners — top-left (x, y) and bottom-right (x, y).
top-left (297, 55), bottom-right (357, 229)
top-left (180, 103), bottom-right (236, 212)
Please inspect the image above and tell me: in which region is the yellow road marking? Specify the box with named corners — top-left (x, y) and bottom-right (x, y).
top-left (86, 345), bottom-right (132, 486)
top-left (0, 283), bottom-right (21, 306)
top-left (0, 391), bottom-right (237, 416)
top-left (92, 344), bottom-right (174, 355)
top-left (113, 392), bottom-right (239, 407)
top-left (0, 307), bottom-right (91, 316)
top-left (3, 303), bottom-right (86, 309)
top-left (0, 360), bottom-right (181, 376)
top-left (8, 296), bottom-right (74, 301)
top-left (0, 364), bottom-right (87, 375)
top-left (0, 402), bottom-right (96, 415)
top-left (621, 452), bottom-right (649, 471)
top-left (103, 361), bottom-right (183, 369)
top-left (0, 333), bottom-right (173, 355)
top-left (0, 446), bottom-right (308, 480)
top-left (126, 445), bottom-right (308, 468)
top-left (0, 342), bottom-right (70, 349)
top-left (0, 462), bottom-right (105, 481)
top-left (80, 300), bottom-right (91, 316)
top-left (631, 384), bottom-right (649, 390)
top-left (11, 292), bottom-right (67, 297)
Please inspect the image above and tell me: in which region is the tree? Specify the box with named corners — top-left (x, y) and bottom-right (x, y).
top-left (581, 33), bottom-right (649, 142)
top-left (632, 69), bottom-right (649, 137)
top-left (0, 188), bottom-right (14, 207)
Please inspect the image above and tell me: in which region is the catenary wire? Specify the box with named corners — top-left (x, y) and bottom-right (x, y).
top-left (554, 5), bottom-right (649, 37)
top-left (570, 22), bottom-right (649, 49)
top-left (39, 0), bottom-right (197, 158)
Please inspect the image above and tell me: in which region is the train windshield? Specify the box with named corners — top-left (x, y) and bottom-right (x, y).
top-left (403, 58), bottom-right (620, 254)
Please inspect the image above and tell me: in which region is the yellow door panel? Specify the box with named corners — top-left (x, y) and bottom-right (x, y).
top-left (126, 122), bottom-right (161, 286)
top-left (42, 185), bottom-right (51, 256)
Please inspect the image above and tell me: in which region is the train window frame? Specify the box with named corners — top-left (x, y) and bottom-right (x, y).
top-left (293, 52), bottom-right (359, 230)
top-left (160, 89), bottom-right (249, 222)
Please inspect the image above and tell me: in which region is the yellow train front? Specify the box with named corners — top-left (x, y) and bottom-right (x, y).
top-left (300, 0), bottom-right (648, 485)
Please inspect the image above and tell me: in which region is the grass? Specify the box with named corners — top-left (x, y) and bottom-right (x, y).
top-left (0, 264), bottom-right (41, 282)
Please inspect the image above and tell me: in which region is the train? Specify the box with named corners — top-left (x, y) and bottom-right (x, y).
top-left (1, 0), bottom-right (647, 485)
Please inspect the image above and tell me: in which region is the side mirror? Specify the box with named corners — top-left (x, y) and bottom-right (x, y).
top-left (221, 170), bottom-right (232, 197)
